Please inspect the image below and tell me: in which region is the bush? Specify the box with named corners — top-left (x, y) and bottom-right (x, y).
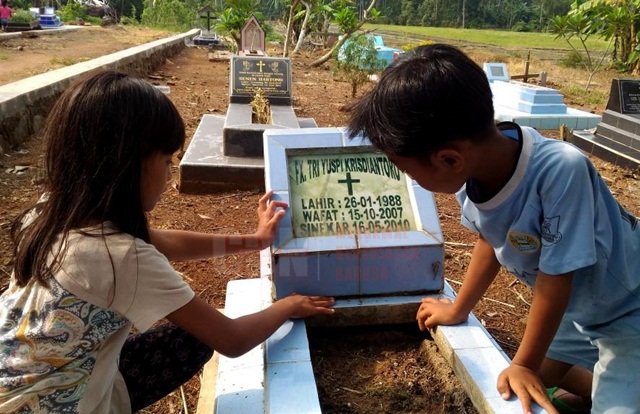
top-left (334, 34), bottom-right (387, 98)
top-left (58, 3), bottom-right (85, 22)
top-left (141, 0), bottom-right (191, 31)
top-left (559, 50), bottom-right (585, 69)
top-left (9, 10), bottom-right (33, 23)
top-left (401, 39), bottom-right (434, 52)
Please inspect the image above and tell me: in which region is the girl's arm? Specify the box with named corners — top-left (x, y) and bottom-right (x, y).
top-left (417, 234), bottom-right (501, 329)
top-left (496, 271), bottom-right (572, 414)
top-left (149, 191), bottom-right (287, 261)
top-left (167, 294), bottom-right (335, 358)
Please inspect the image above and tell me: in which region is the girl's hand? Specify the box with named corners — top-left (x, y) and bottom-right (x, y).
top-left (281, 294), bottom-right (336, 318)
top-left (254, 191), bottom-right (288, 249)
top-left (416, 297), bottom-right (468, 330)
top-left (497, 363), bottom-right (559, 414)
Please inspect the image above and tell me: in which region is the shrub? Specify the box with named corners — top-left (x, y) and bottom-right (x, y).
top-left (559, 50), bottom-right (585, 69)
top-left (9, 10), bottom-right (33, 23)
top-left (401, 39), bottom-right (434, 52)
top-left (58, 3), bottom-right (85, 22)
top-left (334, 34), bottom-right (387, 98)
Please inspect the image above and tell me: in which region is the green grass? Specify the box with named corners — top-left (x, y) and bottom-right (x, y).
top-left (0, 54), bottom-right (8, 61)
top-left (560, 84), bottom-right (608, 107)
top-left (364, 23), bottom-right (610, 51)
top-left (49, 56), bottom-right (91, 66)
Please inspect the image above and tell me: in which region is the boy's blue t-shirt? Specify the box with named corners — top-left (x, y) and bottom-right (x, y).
top-left (456, 123), bottom-right (640, 327)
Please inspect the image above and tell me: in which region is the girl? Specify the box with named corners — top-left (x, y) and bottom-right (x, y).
top-left (0, 0), bottom-right (11, 32)
top-left (0, 70), bottom-right (335, 413)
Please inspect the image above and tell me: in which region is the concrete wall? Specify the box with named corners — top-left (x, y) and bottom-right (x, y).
top-left (0, 29), bottom-right (199, 157)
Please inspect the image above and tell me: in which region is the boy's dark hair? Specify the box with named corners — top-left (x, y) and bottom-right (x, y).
top-left (348, 43), bottom-right (495, 157)
top-left (11, 70), bottom-right (186, 287)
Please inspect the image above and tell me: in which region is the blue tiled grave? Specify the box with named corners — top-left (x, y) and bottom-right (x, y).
top-left (263, 128), bottom-right (443, 299)
top-left (570, 78), bottom-right (640, 169)
top-left (483, 62), bottom-right (601, 129)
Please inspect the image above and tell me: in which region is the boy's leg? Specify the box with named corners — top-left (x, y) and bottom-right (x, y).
top-left (542, 315), bottom-right (596, 411)
top-left (119, 323), bottom-right (214, 412)
top-left (589, 309), bottom-right (640, 414)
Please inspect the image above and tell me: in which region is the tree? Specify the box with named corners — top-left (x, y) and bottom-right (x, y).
top-left (214, 0), bottom-right (264, 52)
top-left (310, 0), bottom-right (379, 67)
top-left (333, 34), bottom-right (386, 97)
top-left (549, 10), bottom-right (613, 89)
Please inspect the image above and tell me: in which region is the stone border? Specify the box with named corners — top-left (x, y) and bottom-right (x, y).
top-left (199, 249), bottom-right (548, 414)
top-left (0, 28), bottom-right (199, 156)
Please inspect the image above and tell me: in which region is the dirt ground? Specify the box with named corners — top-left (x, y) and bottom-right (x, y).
top-left (1, 26), bottom-right (639, 414)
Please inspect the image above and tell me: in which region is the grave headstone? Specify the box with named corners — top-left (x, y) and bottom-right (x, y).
top-left (229, 56), bottom-right (292, 105)
top-left (193, 6), bottom-right (222, 47)
top-left (240, 15), bottom-right (265, 56)
top-left (264, 128), bottom-right (444, 299)
top-left (570, 78), bottom-right (640, 169)
top-left (483, 62), bottom-right (510, 83)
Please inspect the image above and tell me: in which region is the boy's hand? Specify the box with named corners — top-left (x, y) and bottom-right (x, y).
top-left (281, 294), bottom-right (336, 318)
top-left (416, 297), bottom-right (468, 330)
top-left (497, 363), bottom-right (559, 414)
top-left (254, 191), bottom-right (288, 249)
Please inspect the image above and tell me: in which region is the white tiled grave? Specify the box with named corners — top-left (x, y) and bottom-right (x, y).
top-left (205, 274), bottom-right (546, 414)
top-left (484, 62), bottom-right (601, 130)
top-left (264, 128), bottom-right (443, 299)
top-left (201, 127), bottom-right (548, 413)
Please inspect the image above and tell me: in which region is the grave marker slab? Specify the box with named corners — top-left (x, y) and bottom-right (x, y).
top-left (483, 62), bottom-right (510, 83)
top-left (570, 78), bottom-right (640, 169)
top-left (240, 15), bottom-right (265, 56)
top-left (230, 56), bottom-right (292, 105)
top-left (264, 128), bottom-right (444, 299)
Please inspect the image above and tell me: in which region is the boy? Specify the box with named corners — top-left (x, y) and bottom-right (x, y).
top-left (348, 44), bottom-right (640, 414)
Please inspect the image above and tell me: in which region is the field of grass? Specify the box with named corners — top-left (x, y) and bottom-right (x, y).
top-left (364, 23), bottom-right (610, 51)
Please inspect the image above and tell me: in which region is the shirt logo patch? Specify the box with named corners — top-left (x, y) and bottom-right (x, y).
top-left (541, 216), bottom-right (563, 246)
top-left (508, 231), bottom-right (540, 253)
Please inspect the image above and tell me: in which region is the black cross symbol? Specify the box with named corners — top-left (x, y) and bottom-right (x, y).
top-left (338, 172), bottom-right (360, 196)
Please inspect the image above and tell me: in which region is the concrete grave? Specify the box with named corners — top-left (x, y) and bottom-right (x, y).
top-left (484, 62), bottom-right (601, 130)
top-left (240, 15), bottom-right (265, 56)
top-left (193, 6), bottom-right (222, 47)
top-left (179, 56), bottom-right (316, 193)
top-left (264, 128), bottom-right (443, 299)
top-left (569, 78), bottom-right (640, 169)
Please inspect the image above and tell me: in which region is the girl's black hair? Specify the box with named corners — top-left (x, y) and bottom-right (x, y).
top-left (11, 70), bottom-right (186, 287)
top-left (348, 43), bottom-right (495, 157)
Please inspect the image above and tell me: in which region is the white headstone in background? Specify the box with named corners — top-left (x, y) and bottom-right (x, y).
top-left (483, 62), bottom-right (510, 83)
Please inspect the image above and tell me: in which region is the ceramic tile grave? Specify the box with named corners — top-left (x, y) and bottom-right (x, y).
top-left (483, 62), bottom-right (601, 129)
top-left (264, 128), bottom-right (444, 299)
top-left (208, 127), bottom-right (547, 414)
top-left (570, 78), bottom-right (640, 168)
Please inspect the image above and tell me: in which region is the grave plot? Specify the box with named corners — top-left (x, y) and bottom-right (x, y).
top-left (483, 62), bottom-right (601, 130)
top-left (179, 53), bottom-right (317, 193)
top-left (570, 78), bottom-right (640, 169)
top-left (204, 128), bottom-right (547, 414)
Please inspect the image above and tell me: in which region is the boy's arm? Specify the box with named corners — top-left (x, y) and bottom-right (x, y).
top-left (417, 234), bottom-right (501, 329)
top-left (149, 191), bottom-right (287, 261)
top-left (497, 271), bottom-right (572, 414)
